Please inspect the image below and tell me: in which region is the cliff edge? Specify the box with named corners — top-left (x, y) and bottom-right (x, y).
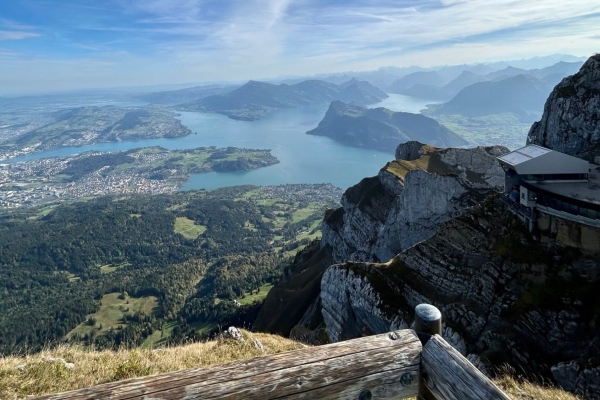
top-left (321, 141), bottom-right (508, 263)
top-left (321, 195), bottom-right (600, 397)
top-left (527, 54), bottom-right (600, 160)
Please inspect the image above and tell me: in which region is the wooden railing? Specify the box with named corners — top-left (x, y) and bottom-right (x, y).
top-left (36, 305), bottom-right (510, 400)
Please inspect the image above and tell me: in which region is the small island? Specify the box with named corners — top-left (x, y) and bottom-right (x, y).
top-left (0, 146), bottom-right (279, 208)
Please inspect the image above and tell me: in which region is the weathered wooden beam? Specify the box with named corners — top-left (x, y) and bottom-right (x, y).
top-left (420, 335), bottom-right (510, 400)
top-left (35, 329), bottom-right (421, 400)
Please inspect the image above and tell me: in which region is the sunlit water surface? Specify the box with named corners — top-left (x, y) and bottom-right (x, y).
top-left (9, 94), bottom-right (439, 190)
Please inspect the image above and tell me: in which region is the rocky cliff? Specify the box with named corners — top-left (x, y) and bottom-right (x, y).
top-left (527, 54), bottom-right (600, 160)
top-left (320, 196), bottom-right (600, 398)
top-left (321, 141), bottom-right (508, 263)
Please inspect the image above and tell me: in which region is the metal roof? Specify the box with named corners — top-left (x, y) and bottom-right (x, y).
top-left (498, 145), bottom-right (589, 175)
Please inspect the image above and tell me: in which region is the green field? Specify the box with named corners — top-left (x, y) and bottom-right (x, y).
top-left (238, 283), bottom-right (274, 305)
top-left (432, 113), bottom-right (529, 150)
top-left (68, 293), bottom-right (158, 339)
top-left (141, 321), bottom-right (178, 349)
top-left (28, 205), bottom-right (57, 220)
top-left (190, 320), bottom-right (217, 335)
top-left (174, 217), bottom-right (207, 239)
top-left (100, 263), bottom-right (128, 274)
top-left (291, 204), bottom-right (321, 223)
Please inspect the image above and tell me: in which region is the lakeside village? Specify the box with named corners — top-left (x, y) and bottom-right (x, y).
top-left (0, 151), bottom-right (343, 209)
top-left (0, 157), bottom-right (181, 209)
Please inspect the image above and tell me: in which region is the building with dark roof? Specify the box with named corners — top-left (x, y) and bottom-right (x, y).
top-left (497, 145), bottom-right (600, 229)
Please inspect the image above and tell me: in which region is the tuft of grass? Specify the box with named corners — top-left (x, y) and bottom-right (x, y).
top-left (0, 330), bottom-right (304, 399)
top-left (495, 374), bottom-right (581, 400)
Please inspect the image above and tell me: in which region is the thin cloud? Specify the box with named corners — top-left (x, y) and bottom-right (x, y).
top-left (1, 0), bottom-right (599, 94)
top-left (0, 18), bottom-right (37, 31)
top-left (0, 30), bottom-right (40, 41)
top-left (0, 18), bottom-right (40, 41)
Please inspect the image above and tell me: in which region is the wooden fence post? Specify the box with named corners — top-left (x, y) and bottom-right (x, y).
top-left (415, 304), bottom-right (442, 400)
top-left (415, 304), bottom-right (510, 400)
top-left (414, 303), bottom-right (442, 345)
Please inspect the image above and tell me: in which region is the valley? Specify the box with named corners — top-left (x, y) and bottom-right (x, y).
top-left (430, 113), bottom-right (531, 149)
top-left (0, 183), bottom-right (342, 354)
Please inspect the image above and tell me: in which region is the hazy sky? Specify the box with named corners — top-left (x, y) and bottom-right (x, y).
top-left (1, 0), bottom-right (599, 95)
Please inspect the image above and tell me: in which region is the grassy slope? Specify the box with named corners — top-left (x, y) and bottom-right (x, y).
top-left (0, 331), bottom-right (303, 399)
top-left (67, 293), bottom-right (158, 339)
top-left (238, 283), bottom-right (274, 305)
top-left (0, 330), bottom-right (580, 399)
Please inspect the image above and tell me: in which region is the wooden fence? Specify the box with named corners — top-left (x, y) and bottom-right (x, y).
top-left (35, 305), bottom-right (510, 400)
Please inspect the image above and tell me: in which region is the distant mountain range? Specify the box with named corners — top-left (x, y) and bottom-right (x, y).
top-left (387, 61), bottom-right (583, 102)
top-left (178, 79), bottom-right (388, 121)
top-left (280, 54), bottom-right (586, 90)
top-left (306, 101), bottom-right (467, 153)
top-left (132, 84), bottom-right (238, 105)
top-left (425, 74), bottom-right (555, 122)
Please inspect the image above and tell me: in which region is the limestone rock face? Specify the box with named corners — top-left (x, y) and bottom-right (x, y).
top-left (320, 262), bottom-right (409, 342)
top-left (321, 141), bottom-right (509, 263)
top-left (552, 360), bottom-right (600, 398)
top-left (527, 54), bottom-right (600, 160)
top-left (319, 196), bottom-right (600, 397)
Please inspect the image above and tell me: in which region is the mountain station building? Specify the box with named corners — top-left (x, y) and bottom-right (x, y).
top-left (497, 144), bottom-right (600, 230)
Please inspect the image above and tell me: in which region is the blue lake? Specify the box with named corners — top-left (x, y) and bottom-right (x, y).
top-left (8, 94), bottom-right (439, 190)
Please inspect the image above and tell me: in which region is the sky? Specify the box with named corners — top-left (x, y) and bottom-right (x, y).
top-left (0, 0), bottom-right (599, 95)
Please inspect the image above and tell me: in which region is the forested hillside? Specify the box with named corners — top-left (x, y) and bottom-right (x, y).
top-left (0, 184), bottom-right (341, 355)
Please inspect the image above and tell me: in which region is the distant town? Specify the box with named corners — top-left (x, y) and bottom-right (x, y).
top-left (0, 146), bottom-right (279, 209)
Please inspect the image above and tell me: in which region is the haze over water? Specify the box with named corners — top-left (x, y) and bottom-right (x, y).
top-left (8, 94), bottom-right (439, 190)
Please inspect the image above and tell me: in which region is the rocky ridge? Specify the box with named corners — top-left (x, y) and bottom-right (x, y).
top-left (527, 54), bottom-right (600, 160)
top-left (321, 141), bottom-right (508, 263)
top-left (320, 196), bottom-right (600, 398)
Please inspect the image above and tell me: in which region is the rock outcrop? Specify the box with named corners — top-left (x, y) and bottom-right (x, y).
top-left (527, 54), bottom-right (600, 160)
top-left (321, 141), bottom-right (508, 263)
top-left (552, 361), bottom-right (600, 397)
top-left (320, 196), bottom-right (600, 398)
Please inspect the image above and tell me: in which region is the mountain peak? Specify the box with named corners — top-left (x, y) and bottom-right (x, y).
top-left (527, 54), bottom-right (600, 160)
